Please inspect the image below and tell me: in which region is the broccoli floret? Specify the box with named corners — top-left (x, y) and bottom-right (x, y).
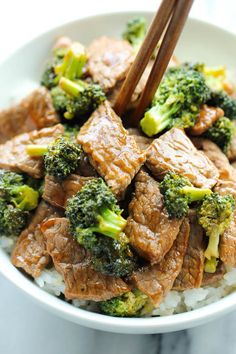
top-left (41, 64), bottom-right (58, 90)
top-left (50, 86), bottom-right (68, 114)
top-left (57, 77), bottom-right (106, 119)
top-left (66, 178), bottom-right (127, 240)
top-left (140, 66), bottom-right (211, 137)
top-left (0, 169), bottom-right (39, 211)
top-left (160, 172), bottom-right (212, 219)
top-left (78, 233), bottom-right (137, 277)
top-left (0, 202), bottom-right (28, 236)
top-left (198, 193), bottom-right (234, 273)
top-left (41, 42), bottom-right (87, 89)
top-left (122, 17), bottom-right (147, 51)
top-left (204, 116), bottom-right (234, 153)
top-left (0, 170), bottom-right (39, 237)
top-left (66, 178), bottom-right (137, 277)
top-left (99, 290), bottom-right (148, 317)
top-left (183, 63), bottom-right (228, 92)
top-left (26, 136), bottom-right (82, 180)
top-left (207, 91), bottom-right (236, 120)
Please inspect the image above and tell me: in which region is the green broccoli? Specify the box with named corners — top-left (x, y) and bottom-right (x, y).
top-left (204, 116), bottom-right (234, 153)
top-left (26, 136), bottom-right (82, 180)
top-left (55, 77), bottom-right (106, 119)
top-left (0, 169), bottom-right (39, 211)
top-left (78, 233), bottom-right (137, 277)
top-left (41, 42), bottom-right (87, 89)
top-left (183, 63), bottom-right (228, 92)
top-left (66, 178), bottom-right (127, 240)
top-left (198, 193), bottom-right (234, 273)
top-left (66, 178), bottom-right (137, 277)
top-left (140, 66), bottom-right (211, 137)
top-left (99, 290), bottom-right (148, 317)
top-left (160, 172), bottom-right (212, 219)
top-left (183, 63), bottom-right (236, 119)
top-left (0, 202), bottom-right (28, 236)
top-left (0, 170), bottom-right (39, 237)
top-left (122, 17), bottom-right (147, 52)
top-left (207, 91), bottom-right (236, 120)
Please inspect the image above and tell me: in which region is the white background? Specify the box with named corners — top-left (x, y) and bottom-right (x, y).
top-left (1, 1), bottom-right (236, 353)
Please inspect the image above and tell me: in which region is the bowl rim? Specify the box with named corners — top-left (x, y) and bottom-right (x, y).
top-left (1, 11), bottom-right (236, 334)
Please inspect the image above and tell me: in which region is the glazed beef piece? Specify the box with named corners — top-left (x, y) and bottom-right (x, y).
top-left (192, 138), bottom-right (236, 181)
top-left (227, 121), bottom-right (236, 161)
top-left (146, 128), bottom-right (219, 189)
top-left (201, 262), bottom-right (225, 287)
top-left (0, 124), bottom-right (64, 178)
top-left (189, 105), bottom-right (224, 136)
top-left (11, 202), bottom-right (60, 278)
top-left (125, 170), bottom-right (183, 264)
top-left (131, 219), bottom-right (189, 305)
top-left (87, 37), bottom-right (134, 93)
top-left (77, 101), bottom-right (146, 197)
top-left (127, 128), bottom-right (153, 151)
top-left (173, 212), bottom-right (205, 291)
top-left (0, 87), bottom-right (59, 144)
top-left (214, 180), bottom-right (236, 267)
top-left (42, 218), bottom-right (130, 301)
top-left (43, 174), bottom-right (95, 209)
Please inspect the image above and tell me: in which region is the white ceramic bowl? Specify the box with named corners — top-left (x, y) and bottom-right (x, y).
top-left (1, 11), bottom-right (236, 334)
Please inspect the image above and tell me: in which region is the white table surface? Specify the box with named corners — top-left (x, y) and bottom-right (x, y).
top-left (1, 1), bottom-right (236, 353)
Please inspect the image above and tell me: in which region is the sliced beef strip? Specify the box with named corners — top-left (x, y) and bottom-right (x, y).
top-left (127, 128), bottom-right (153, 151)
top-left (131, 219), bottom-right (190, 306)
top-left (42, 218), bottom-right (130, 301)
top-left (173, 212), bottom-right (205, 291)
top-left (146, 128), bottom-right (219, 189)
top-left (201, 262), bottom-right (226, 287)
top-left (11, 201), bottom-right (60, 278)
top-left (87, 37), bottom-right (134, 93)
top-left (125, 170), bottom-right (183, 264)
top-left (214, 180), bottom-right (236, 267)
top-left (192, 138), bottom-right (236, 181)
top-left (77, 101), bottom-right (146, 198)
top-left (227, 121), bottom-right (236, 161)
top-left (0, 87), bottom-right (59, 144)
top-left (43, 174), bottom-right (95, 209)
top-left (0, 124), bottom-right (64, 178)
top-left (189, 105), bottom-right (224, 136)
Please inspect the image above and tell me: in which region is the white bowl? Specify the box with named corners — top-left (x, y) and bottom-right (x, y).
top-left (1, 11), bottom-right (236, 334)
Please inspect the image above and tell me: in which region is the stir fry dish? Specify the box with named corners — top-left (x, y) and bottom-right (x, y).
top-left (2, 18), bottom-right (236, 317)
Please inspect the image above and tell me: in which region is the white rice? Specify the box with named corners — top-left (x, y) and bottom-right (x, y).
top-left (0, 235), bottom-right (17, 254)
top-left (31, 265), bottom-right (236, 316)
top-left (35, 269), bottom-right (65, 297)
top-left (2, 235), bottom-right (236, 316)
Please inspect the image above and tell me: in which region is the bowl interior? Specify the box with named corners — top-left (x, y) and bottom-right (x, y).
top-left (1, 12), bottom-right (236, 334)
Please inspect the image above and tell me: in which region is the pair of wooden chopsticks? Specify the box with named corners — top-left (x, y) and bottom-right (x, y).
top-left (114, 0), bottom-right (194, 125)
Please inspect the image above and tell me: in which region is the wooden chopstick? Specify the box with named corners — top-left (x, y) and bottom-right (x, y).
top-left (114, 0), bottom-right (177, 117)
top-left (131, 0), bottom-right (194, 125)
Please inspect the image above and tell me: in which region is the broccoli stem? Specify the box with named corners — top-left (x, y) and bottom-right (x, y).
top-left (204, 257), bottom-right (218, 273)
top-left (59, 77), bottom-right (85, 97)
top-left (140, 106), bottom-right (172, 137)
top-left (180, 186), bottom-right (212, 202)
top-left (26, 145), bottom-right (48, 157)
top-left (204, 231), bottom-right (220, 260)
top-left (55, 42), bottom-right (87, 80)
top-left (93, 208), bottom-right (127, 239)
